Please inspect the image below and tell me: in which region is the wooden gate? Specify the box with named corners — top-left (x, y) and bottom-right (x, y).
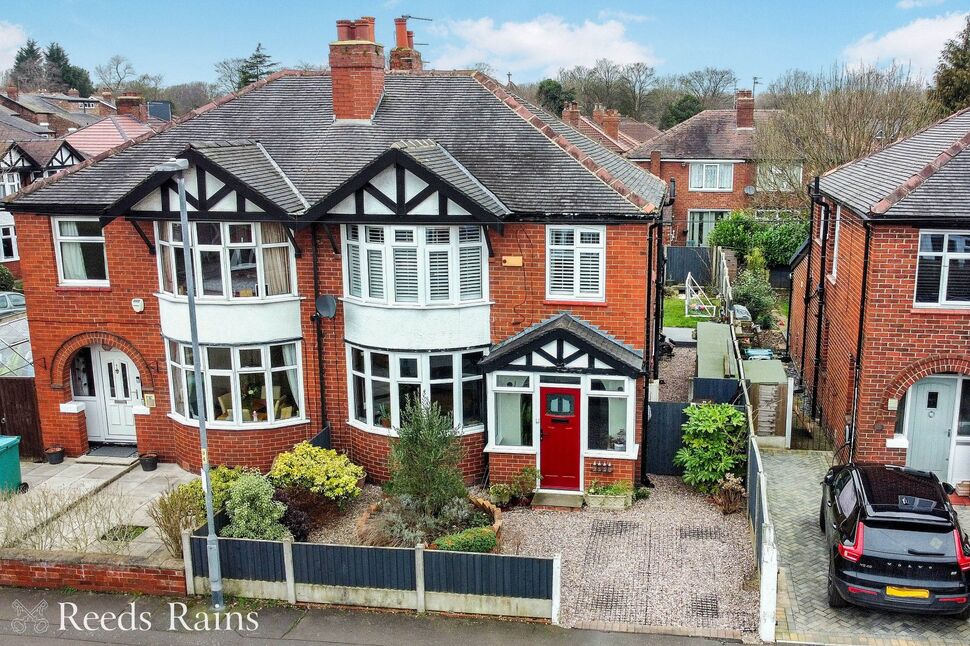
top-left (0, 377), bottom-right (42, 459)
top-left (646, 402), bottom-right (689, 475)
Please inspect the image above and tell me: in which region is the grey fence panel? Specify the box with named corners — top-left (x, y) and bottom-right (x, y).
top-left (746, 439), bottom-right (764, 564)
top-left (646, 402), bottom-right (689, 475)
top-left (424, 551), bottom-right (553, 600)
top-left (769, 267), bottom-right (791, 289)
top-left (666, 246), bottom-right (712, 284)
top-left (692, 377), bottom-right (741, 404)
top-left (191, 536), bottom-right (286, 582)
top-left (292, 543), bottom-right (415, 590)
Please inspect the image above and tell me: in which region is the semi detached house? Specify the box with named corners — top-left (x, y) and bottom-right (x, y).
top-left (4, 17), bottom-right (667, 492)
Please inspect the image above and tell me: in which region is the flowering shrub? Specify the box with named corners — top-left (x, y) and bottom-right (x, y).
top-left (181, 465), bottom-right (256, 514)
top-left (269, 442), bottom-right (364, 503)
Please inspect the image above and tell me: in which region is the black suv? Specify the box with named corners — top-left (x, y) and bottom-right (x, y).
top-left (820, 464), bottom-right (970, 618)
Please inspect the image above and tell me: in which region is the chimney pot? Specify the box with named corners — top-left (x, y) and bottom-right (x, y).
top-left (67, 88), bottom-right (80, 97)
top-left (336, 19), bottom-right (353, 41)
top-left (562, 101), bottom-right (580, 127)
top-left (330, 16), bottom-right (386, 119)
top-left (736, 89), bottom-right (754, 129)
top-left (5, 85), bottom-right (17, 102)
top-left (407, 30), bottom-right (414, 49)
top-left (394, 18), bottom-right (409, 49)
top-left (592, 104), bottom-right (605, 125)
top-left (389, 19), bottom-right (423, 71)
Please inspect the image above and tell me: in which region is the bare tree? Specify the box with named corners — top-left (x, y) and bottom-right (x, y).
top-left (95, 55), bottom-right (136, 94)
top-left (591, 58), bottom-right (623, 108)
top-left (620, 62), bottom-right (656, 120)
top-left (680, 67), bottom-right (737, 109)
top-left (213, 57), bottom-right (244, 95)
top-left (294, 60), bottom-right (328, 73)
top-left (559, 65), bottom-right (598, 114)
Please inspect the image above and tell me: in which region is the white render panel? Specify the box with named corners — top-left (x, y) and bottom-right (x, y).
top-left (343, 300), bottom-right (490, 350)
top-left (541, 341), bottom-right (557, 355)
top-left (371, 165), bottom-right (396, 199)
top-left (566, 354), bottom-right (588, 368)
top-left (363, 191), bottom-right (393, 214)
top-left (158, 297), bottom-right (302, 345)
top-left (210, 191), bottom-right (236, 211)
top-left (404, 169), bottom-right (428, 200)
top-left (330, 194), bottom-right (355, 214)
top-left (447, 199), bottom-right (469, 216)
top-left (594, 359), bottom-right (610, 369)
top-left (511, 356), bottom-right (527, 366)
top-left (134, 190), bottom-right (163, 211)
top-left (409, 192), bottom-right (439, 215)
top-left (244, 199), bottom-right (259, 212)
top-left (562, 341), bottom-right (579, 356)
top-left (532, 353), bottom-right (554, 367)
top-left (205, 172), bottom-right (225, 196)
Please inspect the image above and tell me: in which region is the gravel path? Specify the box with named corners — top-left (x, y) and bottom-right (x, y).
top-left (659, 347), bottom-right (696, 402)
top-left (501, 476), bottom-right (759, 636)
top-left (307, 484), bottom-right (383, 545)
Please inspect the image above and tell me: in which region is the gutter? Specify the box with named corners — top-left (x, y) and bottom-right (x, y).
top-left (847, 221), bottom-right (872, 463)
top-left (808, 177), bottom-right (831, 420)
top-left (641, 220), bottom-right (657, 486)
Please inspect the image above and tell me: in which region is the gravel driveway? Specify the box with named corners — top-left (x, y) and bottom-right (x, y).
top-left (500, 476), bottom-right (759, 636)
top-left (659, 347), bottom-right (696, 402)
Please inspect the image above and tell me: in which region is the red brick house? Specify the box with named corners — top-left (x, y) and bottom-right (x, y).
top-left (628, 91), bottom-right (801, 246)
top-left (0, 86), bottom-right (116, 138)
top-left (560, 102), bottom-right (659, 155)
top-left (788, 108), bottom-right (970, 487)
top-left (3, 17), bottom-right (667, 494)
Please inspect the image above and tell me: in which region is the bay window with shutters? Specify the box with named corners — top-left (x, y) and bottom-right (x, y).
top-left (914, 231), bottom-right (970, 307)
top-left (545, 225), bottom-right (605, 301)
top-left (342, 224), bottom-right (487, 306)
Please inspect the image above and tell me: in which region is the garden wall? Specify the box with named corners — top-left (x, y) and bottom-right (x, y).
top-left (0, 551), bottom-right (185, 596)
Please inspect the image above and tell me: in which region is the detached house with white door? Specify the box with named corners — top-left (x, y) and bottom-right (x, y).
top-left (3, 17), bottom-right (667, 493)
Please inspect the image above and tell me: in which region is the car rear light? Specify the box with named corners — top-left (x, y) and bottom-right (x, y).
top-left (838, 522), bottom-right (865, 563)
top-left (846, 585), bottom-right (877, 596)
top-left (955, 530), bottom-right (970, 572)
top-left (940, 596), bottom-right (968, 603)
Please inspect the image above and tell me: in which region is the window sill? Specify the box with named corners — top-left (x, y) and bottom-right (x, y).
top-left (0, 257), bottom-right (19, 263)
top-left (585, 446), bottom-right (639, 461)
top-left (55, 284), bottom-right (111, 292)
top-left (348, 418), bottom-right (485, 437)
top-left (910, 305), bottom-right (970, 315)
top-left (167, 412), bottom-right (309, 431)
top-left (59, 401), bottom-right (86, 414)
top-left (155, 292), bottom-right (304, 305)
top-left (484, 444), bottom-right (537, 454)
top-left (886, 435), bottom-right (909, 449)
top-left (687, 188), bottom-right (734, 193)
top-left (542, 299), bottom-right (607, 307)
top-left (341, 297), bottom-right (493, 310)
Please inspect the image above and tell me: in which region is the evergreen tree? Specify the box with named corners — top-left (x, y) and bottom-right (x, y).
top-left (237, 44), bottom-right (278, 88)
top-left (62, 65), bottom-right (95, 97)
top-left (660, 94), bottom-right (704, 129)
top-left (536, 79), bottom-right (574, 116)
top-left (932, 15), bottom-right (970, 115)
top-left (11, 39), bottom-right (45, 90)
top-left (44, 42), bottom-right (70, 91)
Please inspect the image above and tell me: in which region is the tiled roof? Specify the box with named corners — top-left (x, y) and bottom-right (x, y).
top-left (0, 92), bottom-right (107, 129)
top-left (618, 117), bottom-right (661, 145)
top-left (66, 115), bottom-right (160, 157)
top-left (16, 140), bottom-right (68, 167)
top-left (628, 109), bottom-right (780, 160)
top-left (819, 107), bottom-right (970, 220)
top-left (573, 116), bottom-right (629, 154)
top-left (10, 71), bottom-right (666, 218)
top-left (0, 112), bottom-right (51, 140)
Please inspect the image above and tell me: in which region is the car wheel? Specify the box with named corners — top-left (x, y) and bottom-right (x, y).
top-left (827, 575), bottom-right (847, 608)
top-left (819, 499), bottom-right (826, 533)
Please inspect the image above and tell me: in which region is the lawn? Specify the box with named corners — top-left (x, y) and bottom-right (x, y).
top-left (663, 296), bottom-right (719, 329)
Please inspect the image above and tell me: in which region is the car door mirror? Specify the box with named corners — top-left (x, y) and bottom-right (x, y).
top-left (823, 470), bottom-right (836, 486)
top-left (942, 482), bottom-right (956, 496)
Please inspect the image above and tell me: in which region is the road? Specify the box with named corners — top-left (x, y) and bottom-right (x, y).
top-left (0, 587), bottom-right (734, 646)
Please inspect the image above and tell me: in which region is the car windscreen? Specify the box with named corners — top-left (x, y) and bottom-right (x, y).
top-left (864, 525), bottom-right (956, 557)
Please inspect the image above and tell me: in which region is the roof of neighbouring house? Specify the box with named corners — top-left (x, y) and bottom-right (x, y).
top-left (618, 117), bottom-right (661, 145)
top-left (8, 71), bottom-right (667, 218)
top-left (65, 114), bottom-right (163, 157)
top-left (0, 111), bottom-right (52, 140)
top-left (570, 115), bottom-right (631, 154)
top-left (0, 91), bottom-right (109, 129)
top-left (819, 107), bottom-right (970, 220)
top-left (628, 109), bottom-right (780, 160)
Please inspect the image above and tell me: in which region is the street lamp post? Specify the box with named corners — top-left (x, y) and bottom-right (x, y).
top-left (151, 158), bottom-right (224, 610)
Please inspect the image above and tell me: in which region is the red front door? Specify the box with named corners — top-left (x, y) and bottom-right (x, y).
top-left (539, 387), bottom-right (581, 490)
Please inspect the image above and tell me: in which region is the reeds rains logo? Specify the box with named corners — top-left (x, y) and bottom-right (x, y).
top-left (11, 599), bottom-right (259, 633)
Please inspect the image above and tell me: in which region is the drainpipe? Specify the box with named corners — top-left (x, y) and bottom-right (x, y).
top-left (641, 221), bottom-right (657, 486)
top-left (783, 265), bottom-right (795, 360)
top-left (311, 224), bottom-right (331, 446)
top-left (808, 177), bottom-right (831, 420)
top-left (798, 218), bottom-right (814, 385)
top-left (653, 180), bottom-right (674, 381)
top-left (847, 221), bottom-right (872, 463)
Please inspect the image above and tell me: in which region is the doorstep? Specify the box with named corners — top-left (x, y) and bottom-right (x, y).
top-left (76, 444), bottom-right (139, 466)
top-left (531, 490), bottom-right (584, 510)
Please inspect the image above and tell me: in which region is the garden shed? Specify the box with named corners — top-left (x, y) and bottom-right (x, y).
top-left (742, 359), bottom-right (793, 447)
top-left (695, 322), bottom-right (737, 379)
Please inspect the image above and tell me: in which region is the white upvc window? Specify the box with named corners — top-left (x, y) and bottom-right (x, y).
top-left (829, 205), bottom-right (842, 281)
top-left (343, 224), bottom-right (487, 307)
top-left (687, 210), bottom-right (729, 247)
top-left (915, 231), bottom-right (970, 307)
top-left (346, 344), bottom-right (486, 434)
top-left (0, 225), bottom-right (17, 261)
top-left (546, 225), bottom-right (605, 301)
top-left (155, 221), bottom-right (296, 300)
top-left (0, 172), bottom-right (21, 198)
top-left (52, 216), bottom-right (109, 286)
top-left (165, 339), bottom-right (304, 428)
top-left (491, 373), bottom-right (534, 449)
top-left (688, 162), bottom-right (734, 192)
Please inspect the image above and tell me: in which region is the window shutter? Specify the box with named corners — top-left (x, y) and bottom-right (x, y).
top-left (459, 246), bottom-right (482, 300)
top-left (428, 250), bottom-right (450, 300)
top-left (367, 248), bottom-right (384, 299)
top-left (347, 244), bottom-right (362, 297)
top-left (393, 248), bottom-right (418, 302)
top-left (578, 251), bottom-right (601, 295)
top-left (548, 249), bottom-right (574, 295)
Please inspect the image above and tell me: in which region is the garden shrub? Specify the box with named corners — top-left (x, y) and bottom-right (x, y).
top-left (0, 266), bottom-right (15, 292)
top-left (269, 441), bottom-right (364, 503)
top-left (585, 480), bottom-right (633, 496)
top-left (147, 484), bottom-right (205, 558)
top-left (708, 210), bottom-right (762, 257)
top-left (509, 466), bottom-right (541, 500)
top-left (181, 465), bottom-right (255, 515)
top-left (273, 486), bottom-right (323, 542)
top-left (708, 210), bottom-right (809, 268)
top-left (387, 398), bottom-right (466, 517)
top-left (634, 485), bottom-right (651, 501)
top-left (488, 483), bottom-right (514, 506)
top-left (361, 495), bottom-right (491, 547)
top-left (433, 526), bottom-right (497, 553)
top-left (713, 473), bottom-right (746, 515)
top-left (732, 269), bottom-right (776, 328)
top-left (674, 403), bottom-right (747, 494)
top-left (221, 474), bottom-right (289, 541)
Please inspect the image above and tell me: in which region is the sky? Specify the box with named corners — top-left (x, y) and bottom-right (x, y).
top-left (2, 0), bottom-right (970, 89)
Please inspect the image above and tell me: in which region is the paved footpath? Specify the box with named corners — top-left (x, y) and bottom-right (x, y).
top-left (762, 449), bottom-right (970, 646)
top-left (0, 587), bottom-right (732, 646)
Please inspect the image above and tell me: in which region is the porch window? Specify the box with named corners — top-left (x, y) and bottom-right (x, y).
top-left (0, 172), bottom-right (20, 198)
top-left (52, 217), bottom-right (108, 285)
top-left (915, 232), bottom-right (970, 306)
top-left (546, 226), bottom-right (605, 301)
top-left (688, 163), bottom-right (733, 191)
top-left (346, 345), bottom-right (486, 433)
top-left (587, 378), bottom-right (630, 452)
top-left (493, 374), bottom-right (533, 447)
top-left (687, 211), bottom-right (728, 247)
top-left (166, 340), bottom-right (303, 427)
top-left (155, 221), bottom-right (295, 300)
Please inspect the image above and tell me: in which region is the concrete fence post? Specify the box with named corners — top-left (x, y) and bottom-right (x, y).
top-left (551, 553), bottom-right (562, 625)
top-left (282, 537), bottom-right (296, 604)
top-left (414, 543), bottom-right (426, 613)
top-left (181, 529), bottom-right (195, 595)
top-left (759, 524), bottom-right (778, 643)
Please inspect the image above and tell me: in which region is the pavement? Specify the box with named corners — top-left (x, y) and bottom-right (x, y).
top-left (761, 449), bottom-right (970, 646)
top-left (0, 587), bottom-right (733, 646)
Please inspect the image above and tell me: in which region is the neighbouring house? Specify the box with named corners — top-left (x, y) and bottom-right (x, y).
top-left (560, 102), bottom-right (660, 155)
top-left (66, 94), bottom-right (166, 157)
top-left (788, 108), bottom-right (970, 486)
top-left (3, 16), bottom-right (667, 495)
top-left (0, 86), bottom-right (116, 137)
top-left (628, 90), bottom-right (802, 247)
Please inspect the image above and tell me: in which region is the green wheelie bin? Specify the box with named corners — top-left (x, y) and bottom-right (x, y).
top-left (0, 435), bottom-right (27, 494)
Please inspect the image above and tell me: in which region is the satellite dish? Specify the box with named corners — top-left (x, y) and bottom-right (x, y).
top-left (314, 295), bottom-right (337, 320)
top-left (743, 185), bottom-right (756, 196)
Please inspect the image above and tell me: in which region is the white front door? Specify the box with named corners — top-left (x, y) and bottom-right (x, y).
top-left (98, 350), bottom-right (140, 443)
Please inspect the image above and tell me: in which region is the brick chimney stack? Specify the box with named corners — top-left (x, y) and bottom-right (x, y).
top-left (736, 89), bottom-right (754, 129)
top-left (592, 104), bottom-right (605, 125)
top-left (562, 101), bottom-right (580, 127)
top-left (389, 17), bottom-right (423, 72)
top-left (650, 150), bottom-right (661, 177)
top-left (116, 93), bottom-right (148, 121)
top-left (67, 88), bottom-right (80, 97)
top-left (6, 85), bottom-right (17, 102)
top-left (602, 108), bottom-right (620, 141)
top-left (330, 16), bottom-right (385, 120)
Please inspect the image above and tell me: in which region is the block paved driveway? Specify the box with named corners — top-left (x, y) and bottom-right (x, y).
top-left (762, 449), bottom-right (970, 646)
